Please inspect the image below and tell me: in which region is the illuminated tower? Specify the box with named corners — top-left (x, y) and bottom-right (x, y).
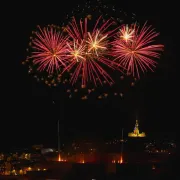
top-left (128, 120), bottom-right (146, 137)
top-left (134, 120), bottom-right (139, 135)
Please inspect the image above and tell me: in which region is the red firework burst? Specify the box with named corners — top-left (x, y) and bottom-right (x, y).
top-left (30, 25), bottom-right (69, 74)
top-left (111, 23), bottom-right (164, 78)
top-left (62, 16), bottom-right (119, 87)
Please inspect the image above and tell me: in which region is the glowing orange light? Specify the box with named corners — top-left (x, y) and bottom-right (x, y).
top-left (27, 167), bottom-right (32, 171)
top-left (58, 154), bottom-right (61, 162)
top-left (80, 159), bottom-right (85, 163)
top-left (120, 156), bottom-right (123, 164)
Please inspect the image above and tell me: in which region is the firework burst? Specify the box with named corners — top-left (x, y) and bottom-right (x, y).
top-left (111, 23), bottom-right (164, 78)
top-left (62, 16), bottom-right (119, 88)
top-left (119, 24), bottom-right (135, 42)
top-left (23, 0), bottom-right (164, 100)
top-left (29, 25), bottom-right (69, 74)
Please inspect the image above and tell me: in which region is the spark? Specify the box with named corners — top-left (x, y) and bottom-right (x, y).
top-left (67, 40), bottom-right (86, 62)
top-left (87, 30), bottom-right (108, 56)
top-left (120, 24), bottom-right (134, 42)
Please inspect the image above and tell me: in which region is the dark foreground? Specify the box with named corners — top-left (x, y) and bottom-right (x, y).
top-left (0, 158), bottom-right (179, 180)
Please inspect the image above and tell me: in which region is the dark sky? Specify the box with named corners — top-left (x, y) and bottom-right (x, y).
top-left (2, 0), bottom-right (177, 148)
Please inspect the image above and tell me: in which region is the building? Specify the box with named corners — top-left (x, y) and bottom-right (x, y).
top-left (128, 120), bottom-right (146, 138)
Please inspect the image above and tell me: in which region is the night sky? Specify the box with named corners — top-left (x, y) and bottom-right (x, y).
top-left (2, 0), bottom-right (177, 149)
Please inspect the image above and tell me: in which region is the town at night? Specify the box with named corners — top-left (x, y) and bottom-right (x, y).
top-left (2, 0), bottom-right (178, 179)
